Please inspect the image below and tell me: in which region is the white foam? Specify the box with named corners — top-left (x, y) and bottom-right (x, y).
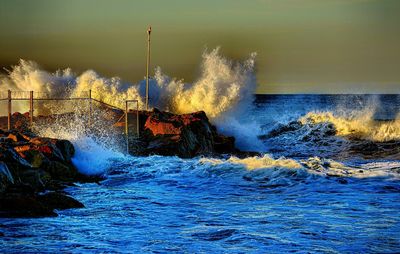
top-left (71, 137), bottom-right (126, 175)
top-left (200, 154), bottom-right (400, 179)
top-left (300, 111), bottom-right (400, 142)
top-left (0, 48), bottom-right (262, 151)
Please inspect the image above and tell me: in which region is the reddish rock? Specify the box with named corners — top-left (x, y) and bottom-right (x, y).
top-left (134, 108), bottom-right (236, 158)
top-left (0, 129), bottom-right (93, 218)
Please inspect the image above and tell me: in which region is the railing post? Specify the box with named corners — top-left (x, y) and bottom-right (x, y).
top-left (88, 89), bottom-right (92, 127)
top-left (29, 91), bottom-right (33, 126)
top-left (125, 100), bottom-right (129, 154)
top-left (7, 90), bottom-right (11, 130)
top-left (136, 100), bottom-right (140, 137)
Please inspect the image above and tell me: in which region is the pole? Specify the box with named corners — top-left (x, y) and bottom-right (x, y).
top-left (7, 90), bottom-right (11, 130)
top-left (136, 100), bottom-right (139, 137)
top-left (29, 91), bottom-right (33, 126)
top-left (88, 89), bottom-right (92, 127)
top-left (125, 100), bottom-right (129, 154)
top-left (145, 26), bottom-right (152, 111)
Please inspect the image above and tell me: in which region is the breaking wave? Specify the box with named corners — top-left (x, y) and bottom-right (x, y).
top-left (32, 112), bottom-right (126, 175)
top-left (299, 111), bottom-right (400, 142)
top-left (200, 154), bottom-right (400, 180)
top-left (0, 48), bottom-right (261, 150)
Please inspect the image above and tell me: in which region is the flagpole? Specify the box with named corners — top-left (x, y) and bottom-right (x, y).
top-left (145, 26), bottom-right (151, 110)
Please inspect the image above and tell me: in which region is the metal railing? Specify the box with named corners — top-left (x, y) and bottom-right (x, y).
top-left (0, 89), bottom-right (140, 154)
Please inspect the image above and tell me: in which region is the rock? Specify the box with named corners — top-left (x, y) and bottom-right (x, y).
top-left (0, 192), bottom-right (57, 218)
top-left (0, 162), bottom-right (14, 193)
top-left (214, 135), bottom-right (235, 154)
top-left (0, 191), bottom-right (83, 218)
top-left (0, 128), bottom-right (93, 218)
top-left (7, 132), bottom-right (27, 142)
top-left (54, 139), bottom-right (75, 162)
top-left (136, 108), bottom-right (237, 158)
top-left (29, 137), bottom-right (65, 161)
top-left (44, 161), bottom-right (78, 181)
top-left (16, 147), bottom-right (48, 168)
top-left (0, 145), bottom-right (31, 168)
top-left (19, 169), bottom-right (52, 191)
top-left (37, 192), bottom-right (84, 210)
top-left (11, 112), bottom-right (30, 132)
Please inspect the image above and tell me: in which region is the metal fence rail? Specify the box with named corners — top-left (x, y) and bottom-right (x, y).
top-left (0, 89), bottom-right (140, 153)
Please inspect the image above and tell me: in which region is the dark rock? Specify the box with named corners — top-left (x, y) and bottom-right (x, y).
top-left (0, 192), bottom-right (56, 218)
top-left (43, 161), bottom-right (78, 181)
top-left (19, 169), bottom-right (51, 191)
top-left (7, 132), bottom-right (28, 142)
top-left (0, 127), bottom-right (94, 218)
top-left (37, 192), bottom-right (84, 210)
top-left (11, 112), bottom-right (30, 132)
top-left (0, 162), bottom-right (14, 193)
top-left (54, 139), bottom-right (75, 162)
top-left (17, 147), bottom-right (48, 168)
top-left (135, 108), bottom-right (238, 158)
top-left (0, 145), bottom-right (31, 168)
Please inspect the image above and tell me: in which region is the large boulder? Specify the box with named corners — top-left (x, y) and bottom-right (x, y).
top-left (0, 191), bottom-right (84, 218)
top-left (136, 109), bottom-right (235, 158)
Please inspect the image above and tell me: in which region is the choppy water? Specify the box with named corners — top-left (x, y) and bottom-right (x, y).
top-left (1, 94), bottom-right (400, 253)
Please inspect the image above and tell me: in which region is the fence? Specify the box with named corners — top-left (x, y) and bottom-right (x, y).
top-left (0, 90), bottom-right (139, 153)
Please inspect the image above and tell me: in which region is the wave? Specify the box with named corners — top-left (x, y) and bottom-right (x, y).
top-left (0, 48), bottom-right (262, 151)
top-left (264, 109), bottom-right (400, 143)
top-left (200, 154), bottom-right (400, 180)
top-left (32, 112), bottom-right (126, 175)
top-left (299, 111), bottom-right (400, 142)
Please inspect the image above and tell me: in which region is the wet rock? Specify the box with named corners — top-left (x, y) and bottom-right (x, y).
top-left (137, 108), bottom-right (237, 158)
top-left (11, 112), bottom-right (30, 132)
top-left (7, 132), bottom-right (28, 142)
top-left (17, 148), bottom-right (48, 168)
top-left (0, 145), bottom-right (31, 168)
top-left (0, 191), bottom-right (83, 218)
top-left (54, 139), bottom-right (75, 162)
top-left (44, 161), bottom-right (78, 181)
top-left (37, 192), bottom-right (84, 210)
top-left (0, 192), bottom-right (57, 218)
top-left (0, 162), bottom-right (14, 193)
top-left (19, 169), bottom-right (52, 191)
top-left (0, 128), bottom-right (93, 218)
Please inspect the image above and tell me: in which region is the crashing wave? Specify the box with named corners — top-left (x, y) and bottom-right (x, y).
top-left (300, 111), bottom-right (400, 142)
top-left (264, 111), bottom-right (400, 143)
top-left (200, 154), bottom-right (400, 180)
top-left (0, 48), bottom-right (262, 151)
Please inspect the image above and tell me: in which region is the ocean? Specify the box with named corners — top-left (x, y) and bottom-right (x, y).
top-left (1, 94), bottom-right (399, 253)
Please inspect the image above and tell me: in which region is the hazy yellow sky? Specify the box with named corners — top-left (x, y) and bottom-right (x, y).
top-left (0, 0), bottom-right (399, 93)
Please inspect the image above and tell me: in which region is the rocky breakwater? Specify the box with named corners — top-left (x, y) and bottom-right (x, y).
top-left (0, 128), bottom-right (99, 217)
top-left (130, 108), bottom-right (252, 158)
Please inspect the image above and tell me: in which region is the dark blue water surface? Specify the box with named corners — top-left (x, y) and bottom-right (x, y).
top-left (1, 94), bottom-right (400, 253)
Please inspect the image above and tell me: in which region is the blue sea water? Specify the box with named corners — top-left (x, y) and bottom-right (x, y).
top-left (1, 94), bottom-right (400, 253)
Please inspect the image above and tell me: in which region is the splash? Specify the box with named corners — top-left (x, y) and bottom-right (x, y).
top-left (300, 111), bottom-right (400, 142)
top-left (0, 48), bottom-right (256, 117)
top-left (32, 107), bottom-right (126, 175)
top-left (0, 48), bottom-right (262, 150)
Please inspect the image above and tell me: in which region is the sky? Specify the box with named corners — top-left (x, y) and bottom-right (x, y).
top-left (0, 0), bottom-right (399, 93)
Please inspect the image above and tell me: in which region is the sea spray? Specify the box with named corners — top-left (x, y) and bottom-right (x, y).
top-left (0, 48), bottom-right (263, 151)
top-left (32, 106), bottom-right (126, 175)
